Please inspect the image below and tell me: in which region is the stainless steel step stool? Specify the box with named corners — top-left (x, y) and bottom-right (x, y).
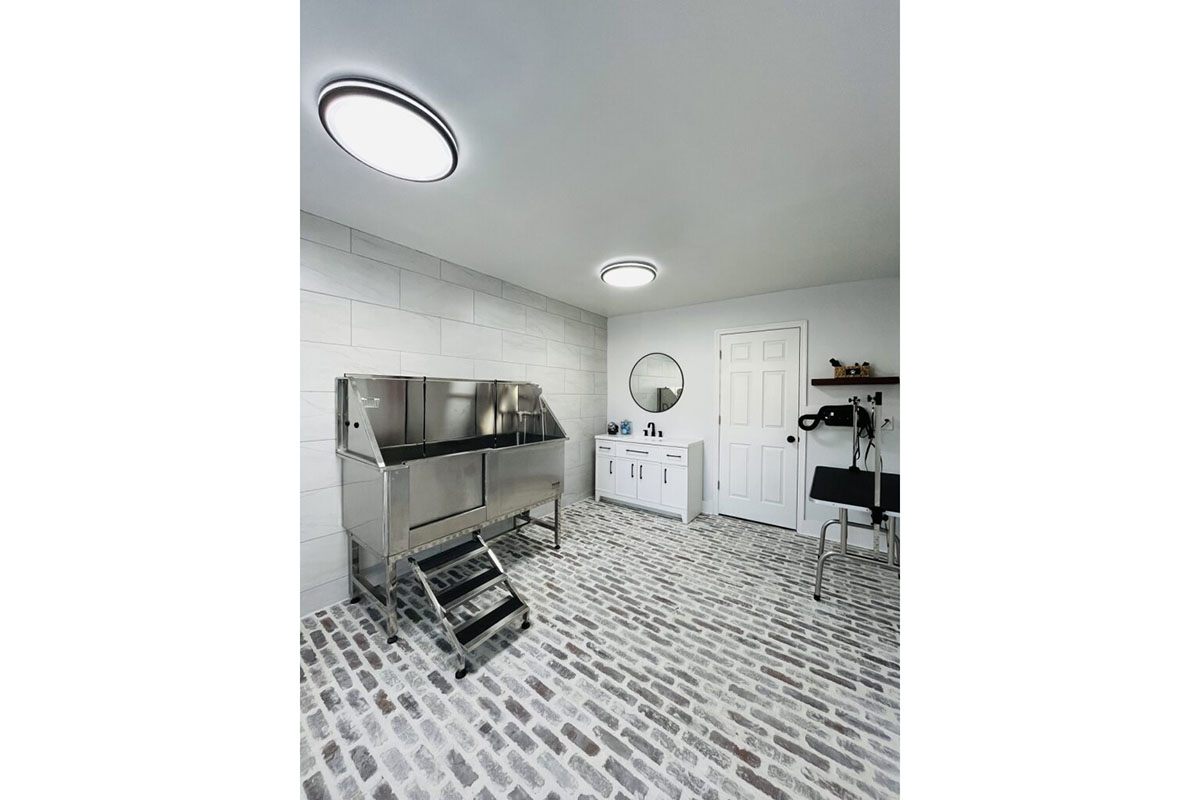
top-left (409, 532), bottom-right (532, 679)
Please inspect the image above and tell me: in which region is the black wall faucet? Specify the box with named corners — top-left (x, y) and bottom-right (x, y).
top-left (646, 422), bottom-right (656, 437)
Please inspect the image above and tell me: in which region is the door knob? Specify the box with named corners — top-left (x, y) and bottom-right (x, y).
top-left (787, 435), bottom-right (797, 443)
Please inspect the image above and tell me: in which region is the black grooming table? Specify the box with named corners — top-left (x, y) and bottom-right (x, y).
top-left (809, 466), bottom-right (900, 514)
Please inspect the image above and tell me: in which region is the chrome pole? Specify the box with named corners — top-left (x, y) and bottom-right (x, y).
top-left (850, 396), bottom-right (860, 468)
top-left (872, 399), bottom-right (882, 553)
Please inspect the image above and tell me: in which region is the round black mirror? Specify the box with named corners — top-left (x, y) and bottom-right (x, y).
top-left (629, 353), bottom-right (684, 413)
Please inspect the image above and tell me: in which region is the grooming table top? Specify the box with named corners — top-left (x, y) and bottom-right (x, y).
top-left (809, 466), bottom-right (901, 515)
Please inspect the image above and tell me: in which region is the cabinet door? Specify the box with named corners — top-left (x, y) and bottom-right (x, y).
top-left (636, 460), bottom-right (662, 504)
top-left (614, 458), bottom-right (637, 498)
top-left (661, 464), bottom-right (687, 509)
top-left (595, 455), bottom-right (615, 493)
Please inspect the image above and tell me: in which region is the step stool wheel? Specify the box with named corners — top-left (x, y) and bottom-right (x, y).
top-left (386, 635), bottom-right (398, 644)
top-left (521, 617), bottom-right (531, 630)
top-left (455, 666), bottom-right (469, 680)
top-left (348, 597), bottom-right (361, 604)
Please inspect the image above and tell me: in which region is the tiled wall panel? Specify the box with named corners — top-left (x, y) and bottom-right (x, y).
top-left (299, 211), bottom-right (607, 614)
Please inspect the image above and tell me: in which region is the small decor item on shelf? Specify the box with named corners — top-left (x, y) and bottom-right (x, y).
top-left (607, 422), bottom-right (619, 435)
top-left (830, 358), bottom-right (871, 378)
top-left (619, 419), bottom-right (633, 435)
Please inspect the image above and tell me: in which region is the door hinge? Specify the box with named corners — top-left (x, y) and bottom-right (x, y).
top-left (719, 350), bottom-right (722, 359)
top-left (718, 480), bottom-right (721, 489)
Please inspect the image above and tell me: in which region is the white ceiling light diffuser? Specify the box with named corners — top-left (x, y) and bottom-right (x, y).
top-left (600, 261), bottom-right (657, 287)
top-left (318, 78), bottom-right (457, 182)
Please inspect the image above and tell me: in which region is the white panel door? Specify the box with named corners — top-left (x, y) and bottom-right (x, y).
top-left (614, 458), bottom-right (637, 498)
top-left (718, 327), bottom-right (801, 527)
top-left (636, 460), bottom-right (662, 504)
top-left (595, 455), bottom-right (615, 494)
top-left (661, 464), bottom-right (687, 509)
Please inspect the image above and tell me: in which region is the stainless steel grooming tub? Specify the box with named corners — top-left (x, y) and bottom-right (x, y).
top-left (336, 374), bottom-right (566, 677)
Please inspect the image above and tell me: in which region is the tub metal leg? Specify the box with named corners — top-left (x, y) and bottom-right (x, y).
top-left (527, 498), bottom-right (562, 549)
top-left (384, 557), bottom-right (399, 644)
top-left (347, 535), bottom-right (360, 603)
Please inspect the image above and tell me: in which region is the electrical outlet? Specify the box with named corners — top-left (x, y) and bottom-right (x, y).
top-left (881, 417), bottom-right (895, 431)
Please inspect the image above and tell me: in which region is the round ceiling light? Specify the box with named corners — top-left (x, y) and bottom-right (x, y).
top-left (600, 261), bottom-right (657, 287)
top-left (318, 78), bottom-right (457, 182)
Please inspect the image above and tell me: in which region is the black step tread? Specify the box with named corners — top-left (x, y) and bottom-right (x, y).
top-left (416, 538), bottom-right (487, 573)
top-left (435, 567), bottom-right (505, 608)
top-left (454, 596), bottom-right (526, 649)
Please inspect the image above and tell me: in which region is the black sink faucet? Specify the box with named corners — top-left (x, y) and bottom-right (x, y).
top-left (646, 422), bottom-right (656, 437)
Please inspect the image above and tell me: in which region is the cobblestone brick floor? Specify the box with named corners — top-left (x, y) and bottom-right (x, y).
top-left (300, 500), bottom-right (900, 800)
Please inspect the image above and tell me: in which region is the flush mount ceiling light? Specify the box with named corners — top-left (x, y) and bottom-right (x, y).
top-left (600, 260), bottom-right (657, 287)
top-left (318, 78), bottom-right (457, 182)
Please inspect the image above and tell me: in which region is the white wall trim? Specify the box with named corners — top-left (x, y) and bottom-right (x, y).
top-left (711, 320), bottom-right (809, 530)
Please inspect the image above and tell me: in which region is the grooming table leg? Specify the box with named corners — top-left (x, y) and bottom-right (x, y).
top-left (815, 520), bottom-right (829, 600)
top-left (817, 518), bottom-right (837, 560)
top-left (816, 549), bottom-right (845, 602)
top-left (384, 557), bottom-right (399, 644)
top-left (815, 513), bottom-right (844, 601)
top-left (815, 509), bottom-right (851, 601)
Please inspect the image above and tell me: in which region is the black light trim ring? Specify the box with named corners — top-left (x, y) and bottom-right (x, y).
top-left (600, 260), bottom-right (658, 286)
top-left (318, 78), bottom-right (458, 182)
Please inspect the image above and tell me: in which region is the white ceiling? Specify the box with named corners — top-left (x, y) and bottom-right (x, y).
top-left (300, 1), bottom-right (898, 317)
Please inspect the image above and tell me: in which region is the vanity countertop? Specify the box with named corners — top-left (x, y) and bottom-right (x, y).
top-left (594, 434), bottom-right (702, 449)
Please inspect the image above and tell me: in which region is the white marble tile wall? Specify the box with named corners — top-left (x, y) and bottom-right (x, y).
top-left (299, 211), bottom-right (608, 615)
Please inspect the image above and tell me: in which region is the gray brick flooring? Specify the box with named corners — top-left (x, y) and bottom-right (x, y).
top-left (300, 500), bottom-right (900, 800)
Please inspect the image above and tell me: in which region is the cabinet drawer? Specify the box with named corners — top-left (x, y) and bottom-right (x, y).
top-left (597, 440), bottom-right (688, 465)
top-left (608, 443), bottom-right (689, 464)
top-left (659, 447), bottom-right (688, 465)
top-left (619, 443), bottom-right (657, 462)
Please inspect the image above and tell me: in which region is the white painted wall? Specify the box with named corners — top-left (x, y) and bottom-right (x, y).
top-left (606, 278), bottom-right (899, 539)
top-left (299, 211), bottom-right (608, 615)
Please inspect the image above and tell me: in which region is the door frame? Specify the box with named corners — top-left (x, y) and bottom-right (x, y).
top-left (712, 320), bottom-right (809, 530)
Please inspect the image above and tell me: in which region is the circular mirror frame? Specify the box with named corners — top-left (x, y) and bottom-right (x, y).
top-left (628, 352), bottom-right (685, 413)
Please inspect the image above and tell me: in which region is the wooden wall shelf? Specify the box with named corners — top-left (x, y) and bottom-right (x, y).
top-left (811, 376), bottom-right (900, 387)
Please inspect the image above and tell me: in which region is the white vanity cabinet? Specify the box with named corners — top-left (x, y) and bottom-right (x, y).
top-left (594, 435), bottom-right (703, 522)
